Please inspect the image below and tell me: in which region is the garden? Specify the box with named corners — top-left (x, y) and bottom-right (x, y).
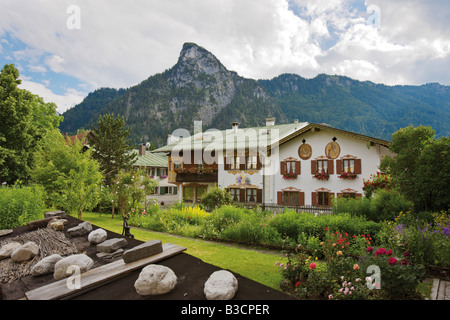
top-left (0, 66), bottom-right (448, 300)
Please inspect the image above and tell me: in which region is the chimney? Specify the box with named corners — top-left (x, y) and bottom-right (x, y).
top-left (232, 122), bottom-right (239, 133)
top-left (266, 118), bottom-right (275, 126)
top-left (293, 119), bottom-right (299, 124)
top-left (139, 144), bottom-right (146, 156)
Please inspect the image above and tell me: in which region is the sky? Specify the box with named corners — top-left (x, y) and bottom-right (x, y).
top-left (1, 0), bottom-right (449, 114)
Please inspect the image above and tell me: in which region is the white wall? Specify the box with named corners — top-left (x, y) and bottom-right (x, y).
top-left (268, 130), bottom-right (390, 205)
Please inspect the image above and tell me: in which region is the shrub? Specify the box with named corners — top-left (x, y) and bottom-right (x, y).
top-left (202, 205), bottom-right (248, 238)
top-left (200, 185), bottom-right (232, 210)
top-left (359, 247), bottom-right (426, 299)
top-left (0, 185), bottom-right (45, 229)
top-left (220, 215), bottom-right (281, 245)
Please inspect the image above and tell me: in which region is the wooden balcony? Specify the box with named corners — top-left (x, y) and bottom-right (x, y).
top-left (175, 171), bottom-right (218, 183)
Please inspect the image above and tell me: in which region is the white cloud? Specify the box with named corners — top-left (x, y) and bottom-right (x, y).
top-left (18, 79), bottom-right (86, 114)
top-left (0, 0), bottom-right (449, 114)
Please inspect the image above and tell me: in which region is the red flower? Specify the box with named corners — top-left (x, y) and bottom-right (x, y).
top-left (388, 257), bottom-right (397, 266)
top-left (295, 281), bottom-right (301, 287)
top-left (366, 247), bottom-right (374, 253)
top-left (309, 262), bottom-right (317, 270)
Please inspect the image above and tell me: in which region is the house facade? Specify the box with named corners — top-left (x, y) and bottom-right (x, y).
top-left (153, 119), bottom-right (392, 208)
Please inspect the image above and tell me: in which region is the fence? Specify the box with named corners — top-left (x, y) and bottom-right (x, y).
top-left (243, 203), bottom-right (334, 215)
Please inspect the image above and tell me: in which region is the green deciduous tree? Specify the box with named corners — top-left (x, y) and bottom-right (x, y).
top-left (381, 125), bottom-right (450, 212)
top-left (32, 130), bottom-right (103, 219)
top-left (89, 113), bottom-right (137, 185)
top-left (0, 64), bottom-right (62, 184)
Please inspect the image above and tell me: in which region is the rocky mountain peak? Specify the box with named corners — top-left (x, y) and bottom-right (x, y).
top-left (175, 42), bottom-right (228, 76)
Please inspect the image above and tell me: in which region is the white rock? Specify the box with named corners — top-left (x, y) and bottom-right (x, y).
top-left (134, 264), bottom-right (177, 296)
top-left (67, 221), bottom-right (92, 237)
top-left (53, 254), bottom-right (94, 280)
top-left (204, 270), bottom-right (238, 300)
top-left (88, 228), bottom-right (108, 244)
top-left (31, 254), bottom-right (63, 276)
top-left (0, 242), bottom-right (21, 260)
top-left (11, 241), bottom-right (40, 262)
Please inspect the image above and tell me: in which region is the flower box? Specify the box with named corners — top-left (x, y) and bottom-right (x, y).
top-left (338, 172), bottom-right (358, 180)
top-left (313, 171), bottom-right (329, 181)
top-left (282, 173), bottom-right (298, 180)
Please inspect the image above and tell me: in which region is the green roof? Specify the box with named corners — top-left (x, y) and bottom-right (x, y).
top-left (132, 150), bottom-right (168, 167)
top-left (152, 121), bottom-right (391, 155)
top-left (152, 122), bottom-right (309, 153)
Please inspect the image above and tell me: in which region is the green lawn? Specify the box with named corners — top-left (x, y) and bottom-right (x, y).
top-left (82, 212), bottom-right (287, 291)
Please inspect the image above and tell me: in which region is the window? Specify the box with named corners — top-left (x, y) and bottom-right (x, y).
top-left (284, 191), bottom-right (299, 206)
top-left (336, 158), bottom-right (361, 175)
top-left (246, 188), bottom-right (257, 202)
top-left (317, 160), bottom-right (328, 173)
top-left (317, 192), bottom-right (329, 206)
top-left (342, 159), bottom-right (355, 173)
top-left (229, 188), bottom-right (242, 202)
top-left (230, 156), bottom-right (240, 170)
top-left (247, 155), bottom-right (258, 170)
top-left (285, 161), bottom-right (297, 174)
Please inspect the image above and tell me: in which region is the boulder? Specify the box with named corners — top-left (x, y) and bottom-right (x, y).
top-left (96, 238), bottom-right (128, 253)
top-left (134, 264), bottom-right (177, 296)
top-left (204, 270), bottom-right (238, 300)
top-left (122, 240), bottom-right (163, 263)
top-left (88, 228), bottom-right (108, 244)
top-left (0, 242), bottom-right (21, 260)
top-left (48, 219), bottom-right (65, 231)
top-left (31, 254), bottom-right (63, 276)
top-left (67, 221), bottom-right (92, 237)
top-left (11, 241), bottom-right (40, 262)
top-left (53, 254), bottom-right (94, 280)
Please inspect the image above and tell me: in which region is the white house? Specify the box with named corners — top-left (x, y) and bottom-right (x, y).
top-left (152, 118), bottom-right (392, 209)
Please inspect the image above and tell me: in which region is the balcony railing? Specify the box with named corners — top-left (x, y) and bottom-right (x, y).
top-left (175, 171), bottom-right (218, 183)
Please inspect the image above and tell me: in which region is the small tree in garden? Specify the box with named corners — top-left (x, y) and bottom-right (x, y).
top-left (32, 130), bottom-right (103, 219)
top-left (113, 169), bottom-right (157, 218)
top-left (380, 125), bottom-right (450, 212)
top-left (200, 185), bottom-right (232, 211)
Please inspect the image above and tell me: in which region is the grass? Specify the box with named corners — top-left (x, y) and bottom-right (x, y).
top-left (82, 211), bottom-right (287, 291)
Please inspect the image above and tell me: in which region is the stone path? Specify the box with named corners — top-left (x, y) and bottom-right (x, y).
top-left (430, 279), bottom-right (450, 300)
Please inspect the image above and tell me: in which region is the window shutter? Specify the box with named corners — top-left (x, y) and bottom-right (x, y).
top-left (239, 189), bottom-right (245, 202)
top-left (295, 161), bottom-right (301, 175)
top-left (355, 193), bottom-right (362, 199)
top-left (327, 160), bottom-right (334, 174)
top-left (327, 193), bottom-right (334, 206)
top-left (311, 160), bottom-right (317, 174)
top-left (280, 161), bottom-right (286, 175)
top-left (277, 191), bottom-right (283, 205)
top-left (224, 157), bottom-right (230, 170)
top-left (257, 189), bottom-right (262, 203)
top-left (311, 192), bottom-right (317, 206)
top-left (299, 192), bottom-right (305, 206)
top-left (257, 154), bottom-right (262, 170)
top-left (336, 160), bottom-right (342, 174)
top-left (355, 159), bottom-right (362, 174)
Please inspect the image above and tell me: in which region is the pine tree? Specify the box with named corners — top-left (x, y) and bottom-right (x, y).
top-left (89, 113), bottom-right (137, 185)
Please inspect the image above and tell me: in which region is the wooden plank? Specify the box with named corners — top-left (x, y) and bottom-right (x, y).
top-left (25, 243), bottom-right (186, 300)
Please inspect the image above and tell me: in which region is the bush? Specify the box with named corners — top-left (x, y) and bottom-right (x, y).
top-left (202, 205), bottom-right (248, 238)
top-left (0, 185), bottom-right (45, 229)
top-left (220, 215), bottom-right (281, 245)
top-left (334, 189), bottom-right (413, 222)
top-left (200, 185), bottom-right (232, 210)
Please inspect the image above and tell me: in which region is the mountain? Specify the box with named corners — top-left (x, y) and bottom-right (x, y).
top-left (59, 42), bottom-right (450, 146)
top-left (60, 42), bottom-right (286, 146)
top-left (259, 73), bottom-right (450, 140)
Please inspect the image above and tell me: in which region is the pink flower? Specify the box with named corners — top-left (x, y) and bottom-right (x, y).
top-left (386, 249), bottom-right (393, 256)
top-left (309, 262), bottom-right (317, 270)
top-left (366, 246), bottom-right (373, 253)
top-left (388, 257), bottom-right (397, 265)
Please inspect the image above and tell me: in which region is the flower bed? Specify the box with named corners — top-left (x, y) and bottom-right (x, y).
top-left (313, 171), bottom-right (329, 181)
